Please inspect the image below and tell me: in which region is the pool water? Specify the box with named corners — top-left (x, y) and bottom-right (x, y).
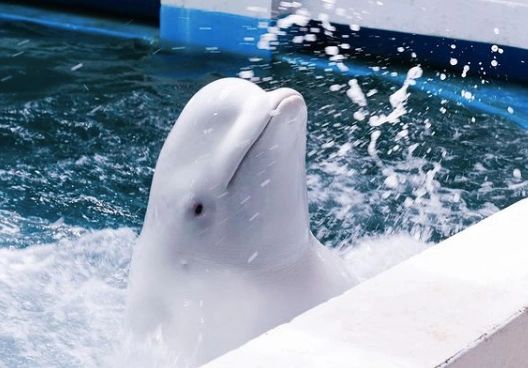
top-left (1, 20), bottom-right (528, 367)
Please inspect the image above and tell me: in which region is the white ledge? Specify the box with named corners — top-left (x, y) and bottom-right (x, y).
top-left (205, 198), bottom-right (528, 368)
top-left (301, 0), bottom-right (528, 49)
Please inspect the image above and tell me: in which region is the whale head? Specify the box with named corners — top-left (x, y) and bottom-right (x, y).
top-left (139, 77), bottom-right (309, 268)
top-left (125, 78), bottom-right (348, 366)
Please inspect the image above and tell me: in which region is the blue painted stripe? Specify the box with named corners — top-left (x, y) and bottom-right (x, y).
top-left (284, 21), bottom-right (528, 84)
top-left (281, 55), bottom-right (528, 130)
top-left (160, 5), bottom-right (270, 57)
top-left (0, 3), bottom-right (157, 42)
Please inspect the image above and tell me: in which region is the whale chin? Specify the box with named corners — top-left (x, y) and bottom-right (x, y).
top-left (226, 87), bottom-right (304, 187)
top-left (218, 85), bottom-right (311, 266)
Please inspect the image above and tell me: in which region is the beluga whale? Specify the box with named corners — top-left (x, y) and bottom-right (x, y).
top-left (126, 78), bottom-right (352, 367)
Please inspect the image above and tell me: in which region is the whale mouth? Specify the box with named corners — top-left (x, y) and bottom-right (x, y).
top-left (267, 88), bottom-right (303, 117)
top-left (226, 89), bottom-right (303, 187)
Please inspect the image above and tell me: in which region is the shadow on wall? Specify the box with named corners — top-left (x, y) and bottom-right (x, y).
top-left (3, 0), bottom-right (161, 23)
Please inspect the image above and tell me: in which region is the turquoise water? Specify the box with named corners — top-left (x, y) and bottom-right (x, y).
top-left (1, 21), bottom-right (527, 248)
top-left (0, 20), bottom-right (528, 367)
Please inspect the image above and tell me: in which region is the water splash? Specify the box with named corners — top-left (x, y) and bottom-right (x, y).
top-left (1, 18), bottom-right (528, 368)
top-left (0, 228), bottom-right (134, 367)
top-left (0, 223), bottom-right (430, 367)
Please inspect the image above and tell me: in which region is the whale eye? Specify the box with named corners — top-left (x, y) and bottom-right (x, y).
top-left (193, 203), bottom-right (204, 217)
top-left (186, 195), bottom-right (214, 222)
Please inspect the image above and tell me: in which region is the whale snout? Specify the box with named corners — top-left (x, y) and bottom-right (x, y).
top-left (268, 87), bottom-right (302, 107)
top-left (267, 88), bottom-right (306, 122)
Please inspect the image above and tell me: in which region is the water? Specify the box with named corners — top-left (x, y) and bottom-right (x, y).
top-left (1, 20), bottom-right (528, 367)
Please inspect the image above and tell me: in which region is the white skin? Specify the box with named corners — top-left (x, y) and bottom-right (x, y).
top-left (126, 78), bottom-right (352, 367)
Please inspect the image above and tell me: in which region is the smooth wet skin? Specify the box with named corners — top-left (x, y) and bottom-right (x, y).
top-left (126, 78), bottom-right (352, 367)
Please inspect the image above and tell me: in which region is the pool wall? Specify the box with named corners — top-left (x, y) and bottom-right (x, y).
top-left (4, 1), bottom-right (528, 81)
top-left (205, 198), bottom-right (528, 368)
top-left (299, 0), bottom-right (528, 50)
top-left (0, 2), bottom-right (158, 41)
top-left (160, 0), bottom-right (271, 56)
top-left (159, 0), bottom-right (528, 81)
top-left (298, 0), bottom-right (528, 82)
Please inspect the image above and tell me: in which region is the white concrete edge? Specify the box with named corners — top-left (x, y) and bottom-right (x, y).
top-left (205, 198), bottom-right (528, 368)
top-left (442, 308), bottom-right (528, 367)
top-left (295, 0), bottom-right (528, 50)
top-left (444, 308), bottom-right (528, 367)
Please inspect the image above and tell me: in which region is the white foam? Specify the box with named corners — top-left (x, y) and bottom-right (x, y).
top-left (0, 220), bottom-right (434, 368)
top-left (340, 234), bottom-right (430, 284)
top-left (0, 228), bottom-right (135, 368)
